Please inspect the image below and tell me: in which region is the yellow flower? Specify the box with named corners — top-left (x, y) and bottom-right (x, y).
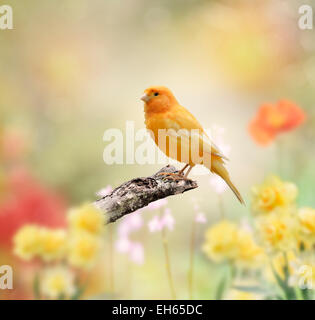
top-left (251, 176), bottom-right (297, 214)
top-left (13, 225), bottom-right (43, 261)
top-left (13, 225), bottom-right (67, 262)
top-left (39, 229), bottom-right (67, 262)
top-left (256, 212), bottom-right (297, 251)
top-left (203, 220), bottom-right (265, 267)
top-left (290, 258), bottom-right (315, 289)
top-left (202, 220), bottom-right (239, 262)
top-left (236, 230), bottom-right (265, 268)
top-left (68, 203), bottom-right (105, 235)
top-left (225, 289), bottom-right (261, 300)
top-left (298, 207), bottom-right (315, 235)
top-left (41, 266), bottom-right (75, 299)
top-left (67, 232), bottom-right (102, 269)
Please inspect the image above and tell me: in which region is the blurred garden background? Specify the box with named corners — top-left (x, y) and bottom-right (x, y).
top-left (1, 0), bottom-right (315, 299)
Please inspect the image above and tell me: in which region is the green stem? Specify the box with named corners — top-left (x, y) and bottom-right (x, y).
top-left (161, 228), bottom-right (177, 299)
top-left (188, 218), bottom-right (197, 299)
top-left (33, 272), bottom-right (41, 300)
top-left (160, 209), bottom-right (176, 299)
top-left (270, 252), bottom-right (297, 300)
top-left (126, 258), bottom-right (132, 299)
top-left (108, 224), bottom-right (115, 294)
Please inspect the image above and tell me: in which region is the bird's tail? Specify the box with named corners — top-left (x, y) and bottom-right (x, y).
top-left (209, 158), bottom-right (245, 205)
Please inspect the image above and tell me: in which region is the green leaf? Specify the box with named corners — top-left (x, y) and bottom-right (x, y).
top-left (232, 285), bottom-right (268, 294)
top-left (270, 254), bottom-right (297, 300)
top-left (71, 285), bottom-right (86, 300)
top-left (300, 288), bottom-right (313, 300)
top-left (270, 263), bottom-right (286, 290)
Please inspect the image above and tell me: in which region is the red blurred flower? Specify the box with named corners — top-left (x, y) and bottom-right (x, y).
top-left (249, 100), bottom-right (305, 146)
top-left (0, 167), bottom-right (66, 247)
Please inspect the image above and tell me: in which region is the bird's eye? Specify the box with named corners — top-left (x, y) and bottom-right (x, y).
top-left (154, 92), bottom-right (159, 96)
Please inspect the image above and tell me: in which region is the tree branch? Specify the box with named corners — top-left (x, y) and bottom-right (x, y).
top-left (94, 165), bottom-right (198, 224)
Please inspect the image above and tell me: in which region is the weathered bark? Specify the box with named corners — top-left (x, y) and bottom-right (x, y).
top-left (94, 165), bottom-right (198, 224)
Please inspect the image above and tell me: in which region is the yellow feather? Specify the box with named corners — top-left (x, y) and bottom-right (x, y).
top-left (143, 86), bottom-right (244, 204)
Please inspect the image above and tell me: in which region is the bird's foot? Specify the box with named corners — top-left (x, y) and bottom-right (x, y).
top-left (158, 172), bottom-right (189, 181)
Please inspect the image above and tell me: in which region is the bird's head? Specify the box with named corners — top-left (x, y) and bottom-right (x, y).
top-left (141, 86), bottom-right (177, 113)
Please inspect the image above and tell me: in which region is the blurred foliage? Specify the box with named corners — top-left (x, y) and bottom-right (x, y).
top-left (0, 0), bottom-right (315, 299)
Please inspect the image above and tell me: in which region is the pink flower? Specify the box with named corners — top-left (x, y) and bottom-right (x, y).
top-left (115, 236), bottom-right (131, 253)
top-left (115, 237), bottom-right (145, 265)
top-left (124, 211), bottom-right (143, 231)
top-left (148, 215), bottom-right (163, 232)
top-left (129, 242), bottom-right (144, 265)
top-left (146, 198), bottom-right (168, 210)
top-left (95, 185), bottom-right (113, 198)
top-left (117, 222), bottom-right (130, 238)
top-left (148, 208), bottom-right (175, 232)
top-left (117, 211), bottom-right (143, 237)
top-left (161, 208), bottom-right (175, 231)
top-left (195, 212), bottom-right (207, 224)
top-left (115, 211), bottom-right (145, 265)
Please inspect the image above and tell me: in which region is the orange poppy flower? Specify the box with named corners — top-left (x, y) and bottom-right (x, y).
top-left (249, 100), bottom-right (305, 146)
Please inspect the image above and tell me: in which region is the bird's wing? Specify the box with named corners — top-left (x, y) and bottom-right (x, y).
top-left (164, 106), bottom-right (229, 161)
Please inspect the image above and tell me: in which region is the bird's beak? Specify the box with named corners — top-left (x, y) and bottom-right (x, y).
top-left (141, 93), bottom-right (150, 102)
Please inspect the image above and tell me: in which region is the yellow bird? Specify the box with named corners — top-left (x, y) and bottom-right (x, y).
top-left (141, 86), bottom-right (244, 204)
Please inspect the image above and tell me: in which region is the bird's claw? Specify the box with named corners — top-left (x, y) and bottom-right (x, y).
top-left (158, 172), bottom-right (188, 181)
